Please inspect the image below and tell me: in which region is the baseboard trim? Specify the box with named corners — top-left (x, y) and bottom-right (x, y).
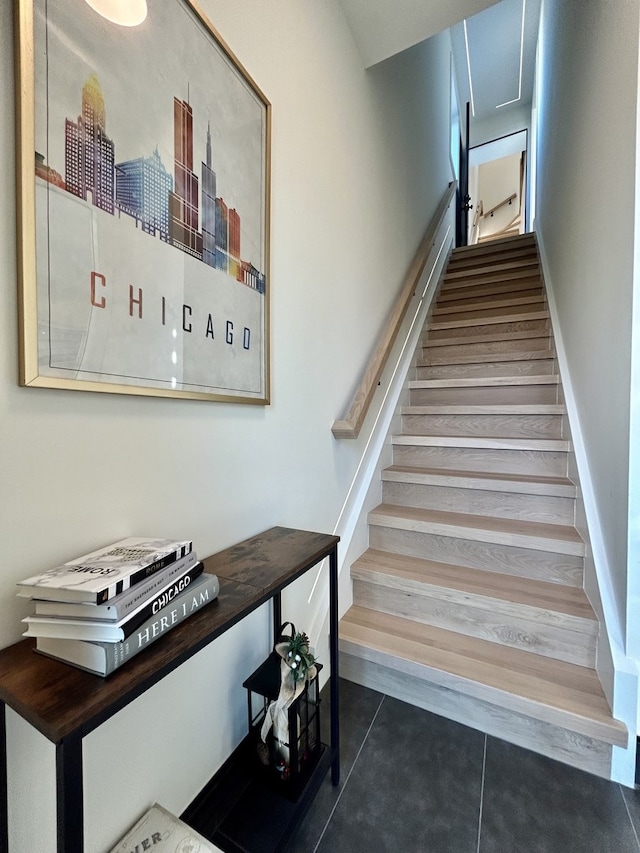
top-left (536, 224), bottom-right (638, 787)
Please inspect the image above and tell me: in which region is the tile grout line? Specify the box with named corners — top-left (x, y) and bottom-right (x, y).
top-left (311, 694), bottom-right (387, 853)
top-left (476, 734), bottom-right (487, 853)
top-left (620, 785), bottom-right (640, 852)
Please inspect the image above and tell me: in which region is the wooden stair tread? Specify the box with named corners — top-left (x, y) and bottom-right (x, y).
top-left (439, 278), bottom-right (542, 296)
top-left (382, 465), bottom-right (576, 496)
top-left (368, 503), bottom-right (585, 555)
top-left (445, 258), bottom-right (540, 280)
top-left (428, 325), bottom-right (550, 345)
top-left (432, 296), bottom-right (546, 318)
top-left (414, 364), bottom-right (557, 381)
top-left (417, 351), bottom-right (553, 367)
top-left (441, 271), bottom-right (542, 291)
top-left (451, 233), bottom-right (535, 256)
top-left (447, 248), bottom-right (538, 270)
top-left (429, 307), bottom-right (547, 326)
top-left (430, 311), bottom-right (549, 331)
top-left (352, 549), bottom-right (596, 624)
top-left (339, 606), bottom-right (626, 746)
top-left (438, 286), bottom-right (546, 307)
top-left (423, 330), bottom-right (551, 348)
top-left (450, 238), bottom-right (536, 256)
top-left (433, 295), bottom-right (545, 315)
top-left (392, 435), bottom-right (570, 451)
top-left (401, 404), bottom-right (564, 414)
top-left (409, 375), bottom-right (559, 389)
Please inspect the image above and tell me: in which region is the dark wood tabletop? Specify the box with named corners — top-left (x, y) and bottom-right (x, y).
top-left (0, 527), bottom-right (339, 743)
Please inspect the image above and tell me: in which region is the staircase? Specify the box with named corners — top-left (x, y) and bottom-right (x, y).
top-left (339, 232), bottom-right (627, 779)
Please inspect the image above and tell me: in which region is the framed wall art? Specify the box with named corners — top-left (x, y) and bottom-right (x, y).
top-left (15, 0), bottom-right (271, 403)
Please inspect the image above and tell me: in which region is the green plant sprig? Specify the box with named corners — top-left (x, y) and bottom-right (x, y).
top-left (283, 631), bottom-right (316, 683)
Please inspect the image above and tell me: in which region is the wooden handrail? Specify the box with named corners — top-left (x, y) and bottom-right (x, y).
top-left (471, 199), bottom-right (484, 245)
top-left (332, 181), bottom-right (457, 440)
top-left (483, 192), bottom-right (517, 218)
top-left (472, 199), bottom-right (484, 230)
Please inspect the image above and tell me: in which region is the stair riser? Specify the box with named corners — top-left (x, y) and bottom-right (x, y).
top-left (443, 272), bottom-right (542, 292)
top-left (431, 313), bottom-right (549, 334)
top-left (421, 337), bottom-right (552, 361)
top-left (409, 385), bottom-right (559, 406)
top-left (381, 481), bottom-right (575, 525)
top-left (369, 509), bottom-right (583, 556)
top-left (431, 302), bottom-right (546, 323)
top-left (415, 359), bottom-right (556, 380)
top-left (383, 469), bottom-right (576, 497)
top-left (392, 445), bottom-right (569, 477)
top-left (428, 319), bottom-right (549, 341)
top-left (432, 304), bottom-right (546, 325)
top-left (339, 653), bottom-right (612, 779)
top-left (369, 526), bottom-right (584, 586)
top-left (437, 290), bottom-right (544, 312)
top-left (451, 233), bottom-right (535, 254)
top-left (447, 250), bottom-right (538, 272)
top-left (448, 248), bottom-right (537, 270)
top-left (439, 276), bottom-right (542, 300)
top-left (444, 263), bottom-right (540, 283)
top-left (401, 412), bottom-right (562, 438)
top-left (351, 580), bottom-right (596, 668)
top-left (437, 284), bottom-right (544, 306)
top-left (340, 632), bottom-right (614, 743)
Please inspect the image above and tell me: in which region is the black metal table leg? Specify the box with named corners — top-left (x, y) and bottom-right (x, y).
top-left (56, 733), bottom-right (83, 853)
top-left (273, 592), bottom-right (282, 645)
top-left (329, 545), bottom-right (340, 786)
top-left (1, 702), bottom-right (7, 853)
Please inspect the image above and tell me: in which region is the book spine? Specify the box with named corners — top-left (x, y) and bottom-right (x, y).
top-left (34, 551), bottom-right (199, 619)
top-left (102, 574), bottom-right (218, 674)
top-left (121, 562), bottom-right (205, 637)
top-left (95, 544), bottom-right (192, 604)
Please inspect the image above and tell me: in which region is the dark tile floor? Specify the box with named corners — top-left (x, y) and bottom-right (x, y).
top-left (285, 679), bottom-right (640, 853)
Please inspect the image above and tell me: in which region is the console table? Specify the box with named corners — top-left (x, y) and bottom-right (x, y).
top-left (0, 527), bottom-right (340, 853)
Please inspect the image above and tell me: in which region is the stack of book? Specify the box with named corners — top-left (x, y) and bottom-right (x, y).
top-left (17, 537), bottom-right (219, 676)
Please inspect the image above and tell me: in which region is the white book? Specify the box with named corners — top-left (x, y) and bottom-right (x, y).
top-left (35, 573), bottom-right (218, 676)
top-left (17, 537), bottom-right (193, 604)
top-left (23, 564), bottom-right (215, 642)
top-left (33, 551), bottom-right (199, 621)
top-left (109, 803), bottom-right (223, 853)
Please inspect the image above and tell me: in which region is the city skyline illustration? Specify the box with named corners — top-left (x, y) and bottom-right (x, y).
top-left (36, 73), bottom-right (266, 295)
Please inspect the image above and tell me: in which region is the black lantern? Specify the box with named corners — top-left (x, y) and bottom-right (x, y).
top-left (244, 651), bottom-right (323, 801)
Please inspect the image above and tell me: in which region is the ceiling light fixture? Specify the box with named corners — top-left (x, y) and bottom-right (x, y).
top-left (84, 0), bottom-right (147, 27)
top-left (463, 19), bottom-right (476, 118)
top-left (496, 0), bottom-right (526, 109)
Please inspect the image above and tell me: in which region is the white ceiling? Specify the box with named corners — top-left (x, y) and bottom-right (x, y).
top-left (339, 0), bottom-right (542, 126)
top-left (338, 0), bottom-right (503, 68)
top-left (450, 0), bottom-right (542, 125)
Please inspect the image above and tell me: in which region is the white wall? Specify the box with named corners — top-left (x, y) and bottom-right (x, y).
top-left (469, 108), bottom-right (531, 232)
top-left (474, 152), bottom-right (521, 239)
top-left (534, 0), bottom-right (639, 642)
top-left (469, 129), bottom-right (528, 167)
top-left (469, 103), bottom-right (531, 150)
top-left (0, 2), bottom-right (453, 850)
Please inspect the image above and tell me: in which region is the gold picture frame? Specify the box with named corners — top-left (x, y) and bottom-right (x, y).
top-left (15, 0), bottom-right (271, 403)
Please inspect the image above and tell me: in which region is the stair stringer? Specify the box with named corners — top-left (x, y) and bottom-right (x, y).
top-left (537, 232), bottom-right (639, 787)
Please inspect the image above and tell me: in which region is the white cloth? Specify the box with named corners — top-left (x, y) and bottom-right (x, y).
top-left (260, 659), bottom-right (317, 764)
